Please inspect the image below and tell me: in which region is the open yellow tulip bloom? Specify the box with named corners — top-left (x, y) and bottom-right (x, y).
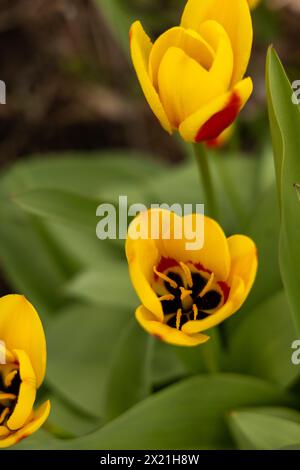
top-left (0, 295), bottom-right (50, 448)
top-left (126, 209), bottom-right (258, 347)
top-left (130, 0), bottom-right (253, 144)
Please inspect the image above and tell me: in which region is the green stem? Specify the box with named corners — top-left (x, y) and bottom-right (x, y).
top-left (193, 143), bottom-right (218, 219)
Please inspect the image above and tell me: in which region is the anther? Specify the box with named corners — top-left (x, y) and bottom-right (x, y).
top-left (158, 294), bottom-right (175, 302)
top-left (193, 304), bottom-right (199, 321)
top-left (199, 272), bottom-right (215, 297)
top-left (4, 370), bottom-right (18, 388)
top-left (176, 309), bottom-right (182, 330)
top-left (153, 266), bottom-right (178, 289)
top-left (179, 262), bottom-right (193, 288)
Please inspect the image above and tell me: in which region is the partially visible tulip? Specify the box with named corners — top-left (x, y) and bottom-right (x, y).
top-left (0, 295), bottom-right (50, 448)
top-left (130, 0), bottom-right (253, 143)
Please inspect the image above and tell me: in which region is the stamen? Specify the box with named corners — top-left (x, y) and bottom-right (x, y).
top-left (176, 309), bottom-right (182, 330)
top-left (180, 287), bottom-right (193, 301)
top-left (180, 262), bottom-right (193, 288)
top-left (193, 304), bottom-right (199, 320)
top-left (153, 266), bottom-right (178, 289)
top-left (199, 272), bottom-right (215, 297)
top-left (158, 294), bottom-right (175, 302)
top-left (4, 370), bottom-right (18, 388)
top-left (0, 407), bottom-right (9, 425)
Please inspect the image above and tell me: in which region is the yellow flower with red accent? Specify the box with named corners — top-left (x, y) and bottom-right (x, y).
top-left (126, 209), bottom-right (257, 347)
top-left (0, 295), bottom-right (50, 448)
top-left (129, 0), bottom-right (253, 144)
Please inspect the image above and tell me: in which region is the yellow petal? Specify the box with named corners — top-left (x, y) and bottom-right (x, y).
top-left (182, 275), bottom-right (245, 334)
top-left (179, 77), bottom-right (253, 143)
top-left (126, 211), bottom-right (163, 321)
top-left (181, 0), bottom-right (253, 85)
top-left (198, 20), bottom-right (233, 90)
top-left (227, 234), bottom-right (258, 298)
top-left (160, 213), bottom-right (231, 281)
top-left (7, 349), bottom-right (36, 431)
top-left (0, 295), bottom-right (46, 387)
top-left (130, 21), bottom-right (172, 133)
top-left (158, 46), bottom-right (224, 127)
top-left (149, 26), bottom-right (214, 88)
top-left (136, 305), bottom-right (209, 347)
top-left (0, 400), bottom-right (50, 449)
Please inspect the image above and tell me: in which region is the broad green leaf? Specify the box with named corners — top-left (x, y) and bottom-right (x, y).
top-left (176, 328), bottom-right (222, 374)
top-left (56, 375), bottom-right (294, 449)
top-left (104, 320), bottom-right (153, 421)
top-left (44, 392), bottom-right (100, 438)
top-left (266, 48), bottom-right (300, 333)
top-left (46, 302), bottom-right (131, 417)
top-left (65, 265), bottom-right (137, 309)
top-left (2, 152), bottom-right (165, 199)
top-left (0, 218), bottom-right (66, 316)
top-left (13, 189), bottom-right (99, 231)
top-left (228, 407), bottom-right (300, 450)
top-left (151, 341), bottom-right (187, 387)
top-left (226, 291), bottom-right (298, 387)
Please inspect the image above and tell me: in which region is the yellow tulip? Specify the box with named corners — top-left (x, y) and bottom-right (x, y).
top-left (129, 0), bottom-right (253, 144)
top-left (0, 295), bottom-right (50, 448)
top-left (126, 209), bottom-right (257, 347)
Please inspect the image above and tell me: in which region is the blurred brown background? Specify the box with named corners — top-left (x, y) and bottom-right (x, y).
top-left (0, 0), bottom-right (299, 166)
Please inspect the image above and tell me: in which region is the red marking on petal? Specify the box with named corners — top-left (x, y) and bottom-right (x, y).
top-left (195, 92), bottom-right (241, 143)
top-left (194, 262), bottom-right (212, 275)
top-left (218, 281), bottom-right (230, 304)
top-left (155, 257), bottom-right (179, 278)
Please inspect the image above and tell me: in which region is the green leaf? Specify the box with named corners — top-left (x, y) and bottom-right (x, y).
top-left (266, 47), bottom-right (300, 333)
top-left (2, 152), bottom-right (164, 199)
top-left (228, 407), bottom-right (300, 450)
top-left (46, 302), bottom-right (131, 417)
top-left (176, 328), bottom-right (222, 374)
top-left (151, 341), bottom-right (187, 387)
top-left (103, 320), bottom-right (153, 422)
top-left (44, 392), bottom-right (100, 438)
top-left (0, 218), bottom-right (66, 315)
top-left (13, 189), bottom-right (99, 231)
top-left (56, 374), bottom-right (294, 449)
top-left (65, 266), bottom-right (137, 309)
top-left (226, 291), bottom-right (298, 387)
